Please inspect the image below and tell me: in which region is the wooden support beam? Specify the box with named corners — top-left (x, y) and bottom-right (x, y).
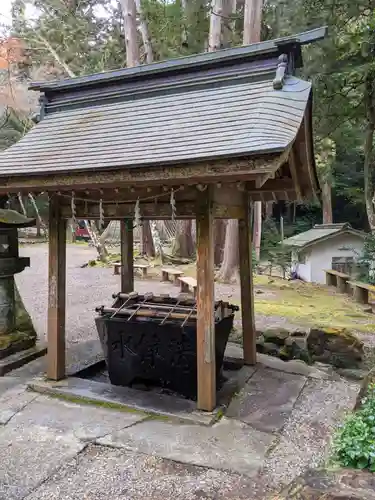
top-left (1, 154), bottom-right (286, 193)
top-left (288, 148), bottom-right (302, 201)
top-left (238, 192), bottom-right (256, 365)
top-left (196, 186), bottom-right (216, 411)
top-left (47, 195), bottom-right (66, 380)
top-left (247, 178), bottom-right (294, 193)
top-left (61, 202), bottom-right (245, 220)
top-left (120, 220), bottom-right (134, 293)
top-left (255, 171), bottom-right (276, 189)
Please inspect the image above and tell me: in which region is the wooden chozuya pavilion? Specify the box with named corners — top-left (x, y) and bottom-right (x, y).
top-left (0, 27), bottom-right (326, 411)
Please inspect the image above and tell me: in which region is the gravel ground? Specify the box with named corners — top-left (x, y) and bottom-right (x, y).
top-left (259, 377), bottom-right (360, 490)
top-left (25, 445), bottom-right (268, 500)
top-left (0, 245), bottom-right (362, 499)
top-left (16, 243), bottom-right (302, 350)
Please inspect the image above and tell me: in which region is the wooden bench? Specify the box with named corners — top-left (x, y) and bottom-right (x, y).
top-left (324, 269), bottom-right (350, 293)
top-left (113, 262), bottom-right (149, 278)
top-left (178, 276), bottom-right (197, 297)
top-left (161, 267), bottom-right (183, 285)
top-left (347, 280), bottom-right (375, 305)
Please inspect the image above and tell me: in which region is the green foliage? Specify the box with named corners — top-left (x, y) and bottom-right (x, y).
top-left (264, 0), bottom-right (375, 230)
top-left (261, 218), bottom-right (281, 255)
top-left (333, 384), bottom-right (375, 472)
top-left (0, 108), bottom-right (33, 152)
top-left (356, 233), bottom-right (375, 283)
top-left (260, 218), bottom-right (291, 277)
top-left (11, 0), bottom-right (212, 77)
top-left (7, 0), bottom-right (375, 233)
top-left (12, 0), bottom-right (127, 75)
top-left (143, 0), bottom-right (209, 59)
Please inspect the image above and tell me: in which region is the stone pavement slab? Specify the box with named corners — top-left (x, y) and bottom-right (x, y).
top-left (27, 445), bottom-right (268, 500)
top-left (29, 376), bottom-right (217, 425)
top-left (0, 383), bottom-right (38, 425)
top-left (260, 378), bottom-right (360, 490)
top-left (97, 416), bottom-right (274, 477)
top-left (0, 376), bottom-right (30, 397)
top-left (0, 420), bottom-right (84, 500)
top-left (7, 394), bottom-right (147, 441)
top-left (226, 367), bottom-right (306, 433)
top-left (0, 395), bottom-right (147, 500)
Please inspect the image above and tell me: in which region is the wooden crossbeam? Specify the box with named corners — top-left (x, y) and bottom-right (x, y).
top-left (60, 202), bottom-right (245, 220)
top-left (0, 155), bottom-right (284, 193)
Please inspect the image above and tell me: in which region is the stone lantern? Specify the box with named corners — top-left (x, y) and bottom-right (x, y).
top-left (0, 209), bottom-right (35, 336)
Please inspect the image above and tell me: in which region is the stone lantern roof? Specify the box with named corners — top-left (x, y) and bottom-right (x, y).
top-left (0, 209), bottom-right (36, 228)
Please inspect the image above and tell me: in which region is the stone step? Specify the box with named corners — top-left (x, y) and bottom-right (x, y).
top-left (0, 343), bottom-right (47, 376)
top-left (226, 366), bottom-right (306, 433)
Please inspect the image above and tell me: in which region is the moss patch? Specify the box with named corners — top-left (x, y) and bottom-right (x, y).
top-left (0, 330), bottom-right (35, 350)
top-left (42, 390), bottom-right (183, 423)
top-left (44, 391), bottom-right (148, 415)
top-left (251, 277), bottom-right (375, 334)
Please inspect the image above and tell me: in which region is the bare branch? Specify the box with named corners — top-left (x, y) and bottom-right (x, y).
top-left (35, 33), bottom-right (76, 77)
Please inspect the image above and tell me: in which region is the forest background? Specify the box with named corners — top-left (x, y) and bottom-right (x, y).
top-left (0, 0), bottom-right (374, 280)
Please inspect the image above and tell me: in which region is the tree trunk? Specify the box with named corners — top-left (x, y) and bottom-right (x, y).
top-left (172, 220), bottom-right (194, 258)
top-left (120, 0), bottom-right (156, 256)
top-left (209, 0), bottom-right (238, 276)
top-left (135, 0), bottom-right (153, 63)
top-left (364, 70), bottom-right (375, 232)
top-left (364, 123), bottom-right (375, 231)
top-left (28, 193), bottom-right (48, 238)
top-left (321, 179), bottom-right (333, 224)
top-left (120, 0), bottom-right (140, 67)
top-left (17, 193), bottom-right (27, 216)
top-left (217, 219), bottom-right (239, 282)
top-left (222, 0), bottom-right (236, 47)
top-left (151, 221), bottom-right (164, 263)
top-left (84, 220), bottom-right (108, 262)
top-left (141, 221), bottom-right (156, 257)
top-left (243, 0), bottom-right (263, 43)
top-left (265, 201), bottom-right (273, 219)
top-left (36, 217), bottom-right (41, 238)
top-left (209, 0), bottom-right (224, 51)
top-left (214, 220), bottom-right (226, 266)
top-left (67, 219), bottom-right (76, 243)
top-left (243, 0), bottom-right (263, 259)
top-left (252, 203), bottom-right (261, 260)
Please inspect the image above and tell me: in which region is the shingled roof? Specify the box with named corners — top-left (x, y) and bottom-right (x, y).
top-left (283, 223), bottom-right (366, 249)
top-left (0, 27), bottom-right (326, 178)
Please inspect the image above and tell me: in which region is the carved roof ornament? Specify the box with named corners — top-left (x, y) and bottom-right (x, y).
top-left (273, 54), bottom-right (288, 90)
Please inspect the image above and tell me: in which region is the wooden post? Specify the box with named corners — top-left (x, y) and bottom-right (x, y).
top-left (196, 187), bottom-right (216, 411)
top-left (120, 220), bottom-right (134, 293)
top-left (337, 276), bottom-right (348, 294)
top-left (239, 192), bottom-right (257, 365)
top-left (353, 285), bottom-right (369, 305)
top-left (325, 272), bottom-right (333, 286)
top-left (47, 195), bottom-right (66, 380)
